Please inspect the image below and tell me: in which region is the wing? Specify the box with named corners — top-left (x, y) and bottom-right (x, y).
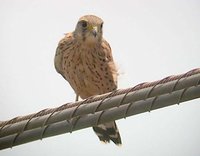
top-left (54, 33), bottom-right (74, 78)
top-left (101, 39), bottom-right (118, 88)
top-left (55, 32), bottom-right (82, 100)
top-left (101, 39), bottom-right (114, 61)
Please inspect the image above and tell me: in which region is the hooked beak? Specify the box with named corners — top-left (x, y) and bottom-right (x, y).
top-left (88, 26), bottom-right (98, 37)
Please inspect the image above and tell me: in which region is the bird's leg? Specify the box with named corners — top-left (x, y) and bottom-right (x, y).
top-left (75, 94), bottom-right (79, 101)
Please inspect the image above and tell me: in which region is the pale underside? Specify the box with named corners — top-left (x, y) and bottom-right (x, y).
top-left (55, 33), bottom-right (118, 99)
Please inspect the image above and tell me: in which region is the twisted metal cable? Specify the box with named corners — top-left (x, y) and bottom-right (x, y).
top-left (0, 68), bottom-right (200, 150)
top-left (0, 68), bottom-right (199, 127)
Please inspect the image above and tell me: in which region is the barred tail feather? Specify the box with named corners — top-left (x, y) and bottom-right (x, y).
top-left (93, 121), bottom-right (122, 146)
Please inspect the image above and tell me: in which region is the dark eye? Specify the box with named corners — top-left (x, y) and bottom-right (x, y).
top-left (100, 23), bottom-right (103, 29)
top-left (81, 21), bottom-right (88, 28)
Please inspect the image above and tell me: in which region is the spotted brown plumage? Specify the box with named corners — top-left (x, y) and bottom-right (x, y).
top-left (54, 15), bottom-right (122, 145)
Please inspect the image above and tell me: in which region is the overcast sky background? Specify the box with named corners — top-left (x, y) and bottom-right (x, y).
top-left (0, 0), bottom-right (200, 155)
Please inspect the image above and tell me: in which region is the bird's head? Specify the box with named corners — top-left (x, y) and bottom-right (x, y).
top-left (74, 15), bottom-right (104, 44)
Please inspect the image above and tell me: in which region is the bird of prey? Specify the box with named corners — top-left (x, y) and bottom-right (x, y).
top-left (54, 15), bottom-right (122, 145)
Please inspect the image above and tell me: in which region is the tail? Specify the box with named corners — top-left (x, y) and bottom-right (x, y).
top-left (93, 121), bottom-right (122, 146)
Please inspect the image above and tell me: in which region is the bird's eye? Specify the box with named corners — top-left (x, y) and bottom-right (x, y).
top-left (81, 21), bottom-right (88, 28)
top-left (100, 23), bottom-right (103, 29)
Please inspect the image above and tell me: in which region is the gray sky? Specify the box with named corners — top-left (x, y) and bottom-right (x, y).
top-left (0, 0), bottom-right (200, 155)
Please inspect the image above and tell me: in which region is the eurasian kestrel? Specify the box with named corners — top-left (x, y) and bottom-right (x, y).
top-left (54, 15), bottom-right (121, 145)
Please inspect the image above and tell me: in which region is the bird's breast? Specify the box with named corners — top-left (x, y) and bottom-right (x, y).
top-left (62, 44), bottom-right (117, 99)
